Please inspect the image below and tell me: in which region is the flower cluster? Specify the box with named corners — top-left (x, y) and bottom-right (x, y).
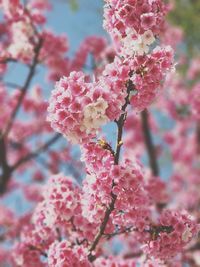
top-left (130, 46), bottom-right (174, 111)
top-left (32, 175), bottom-right (99, 245)
top-left (47, 71), bottom-right (127, 144)
top-left (99, 45), bottom-right (174, 113)
top-left (81, 171), bottom-right (113, 224)
top-left (0, 0), bottom-right (22, 18)
top-left (47, 72), bottom-right (106, 143)
top-left (81, 142), bottom-right (114, 174)
top-left (99, 56), bottom-right (129, 117)
top-left (0, 205), bottom-right (15, 234)
top-left (38, 173), bottom-right (79, 228)
top-left (0, 86), bottom-right (14, 131)
top-left (81, 143), bottom-right (114, 223)
top-left (81, 144), bottom-right (150, 229)
top-left (145, 176), bottom-right (169, 205)
top-left (190, 83), bottom-right (200, 121)
top-left (110, 159), bottom-right (150, 229)
top-left (71, 36), bottom-right (107, 71)
top-left (8, 20), bottom-right (35, 61)
top-left (48, 241), bottom-right (91, 267)
top-left (145, 210), bottom-right (198, 260)
top-left (40, 31), bottom-right (70, 81)
top-left (103, 0), bottom-right (169, 56)
top-left (12, 242), bottom-right (45, 267)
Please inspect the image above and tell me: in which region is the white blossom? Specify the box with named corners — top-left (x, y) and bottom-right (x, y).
top-left (82, 97), bottom-right (109, 131)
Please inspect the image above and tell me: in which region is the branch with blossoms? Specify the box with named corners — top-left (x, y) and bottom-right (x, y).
top-left (0, 39), bottom-right (43, 193)
top-left (88, 82), bottom-right (133, 262)
top-left (38, 1), bottom-right (198, 265)
top-left (1, 0), bottom-right (200, 266)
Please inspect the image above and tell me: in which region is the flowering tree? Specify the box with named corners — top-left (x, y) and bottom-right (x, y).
top-left (1, 0), bottom-right (200, 266)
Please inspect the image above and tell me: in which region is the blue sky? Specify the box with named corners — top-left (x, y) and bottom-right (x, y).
top-left (48, 0), bottom-right (106, 53)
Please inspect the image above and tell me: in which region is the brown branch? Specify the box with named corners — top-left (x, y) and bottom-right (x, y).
top-left (88, 80), bottom-right (133, 262)
top-left (76, 238), bottom-right (89, 246)
top-left (141, 109), bottom-right (159, 177)
top-left (0, 137), bottom-right (9, 171)
top-left (187, 242), bottom-right (200, 252)
top-left (104, 224), bottom-right (173, 260)
top-left (11, 133), bottom-right (61, 171)
top-left (104, 226), bottom-right (135, 240)
top-left (0, 133), bottom-right (61, 194)
top-left (0, 38), bottom-right (43, 139)
top-left (70, 217), bottom-right (77, 232)
top-left (105, 224), bottom-right (173, 241)
top-left (28, 245), bottom-right (48, 258)
top-left (123, 251), bottom-right (143, 259)
top-left (56, 228), bottom-right (62, 242)
top-left (0, 58), bottom-right (18, 64)
top-left (88, 194), bottom-right (116, 262)
top-left (183, 239), bottom-right (200, 267)
top-left (196, 123), bottom-right (200, 154)
top-left (0, 136), bottom-right (12, 194)
top-left (0, 234), bottom-right (5, 242)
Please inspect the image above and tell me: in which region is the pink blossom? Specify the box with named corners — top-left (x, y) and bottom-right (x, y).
top-left (48, 241), bottom-right (92, 267)
top-left (38, 173), bottom-right (80, 227)
top-left (47, 70), bottom-right (126, 144)
top-left (145, 210), bottom-right (199, 260)
top-left (130, 46), bottom-right (174, 111)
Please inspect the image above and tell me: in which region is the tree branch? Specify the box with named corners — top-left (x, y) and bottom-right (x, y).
top-left (88, 81), bottom-right (133, 262)
top-left (196, 122), bottom-right (200, 154)
top-left (0, 58), bottom-right (18, 64)
top-left (0, 133), bottom-right (61, 194)
top-left (0, 136), bottom-right (12, 194)
top-left (141, 109), bottom-right (159, 177)
top-left (11, 133), bottom-right (61, 171)
top-left (0, 38), bottom-right (43, 139)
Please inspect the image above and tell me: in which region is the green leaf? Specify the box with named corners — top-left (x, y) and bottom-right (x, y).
top-left (69, 0), bottom-right (79, 11)
top-left (168, 0), bottom-right (200, 56)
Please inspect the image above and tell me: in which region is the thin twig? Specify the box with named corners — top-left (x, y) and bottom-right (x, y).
top-left (123, 251), bottom-right (143, 259)
top-left (104, 226), bottom-right (135, 240)
top-left (0, 58), bottom-right (18, 64)
top-left (3, 81), bottom-right (22, 89)
top-left (0, 133), bottom-right (61, 194)
top-left (11, 133), bottom-right (61, 171)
